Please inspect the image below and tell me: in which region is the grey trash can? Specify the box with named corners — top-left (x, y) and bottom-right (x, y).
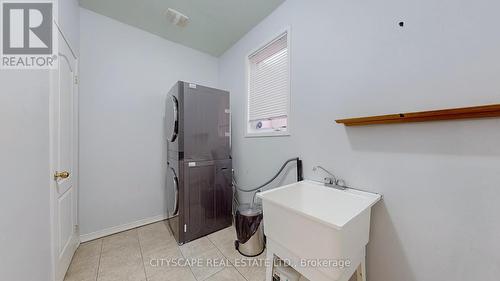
top-left (234, 203), bottom-right (265, 257)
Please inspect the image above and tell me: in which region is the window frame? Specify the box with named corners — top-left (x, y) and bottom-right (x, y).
top-left (245, 27), bottom-right (291, 138)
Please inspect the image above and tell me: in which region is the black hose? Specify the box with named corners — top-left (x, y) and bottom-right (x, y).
top-left (233, 157), bottom-right (302, 193)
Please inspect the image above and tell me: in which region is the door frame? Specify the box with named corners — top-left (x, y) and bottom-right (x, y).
top-left (49, 22), bottom-right (79, 281)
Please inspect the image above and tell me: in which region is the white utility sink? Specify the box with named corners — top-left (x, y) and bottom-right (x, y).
top-left (257, 180), bottom-right (381, 281)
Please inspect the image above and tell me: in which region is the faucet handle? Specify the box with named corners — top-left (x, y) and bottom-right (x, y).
top-left (324, 177), bottom-right (335, 185)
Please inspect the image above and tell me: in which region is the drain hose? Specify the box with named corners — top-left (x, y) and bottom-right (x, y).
top-left (232, 157), bottom-right (302, 209)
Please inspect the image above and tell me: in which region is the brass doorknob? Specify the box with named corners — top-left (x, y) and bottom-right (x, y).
top-left (54, 171), bottom-right (70, 180)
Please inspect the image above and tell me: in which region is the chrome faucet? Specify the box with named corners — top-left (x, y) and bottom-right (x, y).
top-left (312, 166), bottom-right (347, 190)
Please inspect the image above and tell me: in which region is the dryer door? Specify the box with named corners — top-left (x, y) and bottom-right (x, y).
top-left (166, 95), bottom-right (179, 143)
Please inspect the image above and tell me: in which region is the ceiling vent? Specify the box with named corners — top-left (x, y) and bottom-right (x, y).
top-left (165, 8), bottom-right (189, 27)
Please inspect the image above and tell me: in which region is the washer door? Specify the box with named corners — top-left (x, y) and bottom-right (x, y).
top-left (167, 161), bottom-right (181, 243)
top-left (168, 166), bottom-right (179, 217)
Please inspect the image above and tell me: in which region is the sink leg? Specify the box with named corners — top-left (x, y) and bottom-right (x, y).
top-left (356, 257), bottom-right (367, 281)
top-left (265, 242), bottom-right (275, 281)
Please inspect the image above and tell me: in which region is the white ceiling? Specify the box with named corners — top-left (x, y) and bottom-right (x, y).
top-left (79, 0), bottom-right (285, 57)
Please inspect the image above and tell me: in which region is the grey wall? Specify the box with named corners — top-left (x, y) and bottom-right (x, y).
top-left (218, 0), bottom-right (500, 280)
top-left (78, 8), bottom-right (219, 236)
top-left (0, 71), bottom-right (51, 281)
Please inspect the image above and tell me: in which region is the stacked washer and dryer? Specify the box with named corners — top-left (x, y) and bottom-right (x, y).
top-left (165, 81), bottom-right (232, 245)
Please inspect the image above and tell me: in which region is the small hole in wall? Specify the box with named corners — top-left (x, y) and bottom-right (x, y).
top-left (399, 21), bottom-right (404, 27)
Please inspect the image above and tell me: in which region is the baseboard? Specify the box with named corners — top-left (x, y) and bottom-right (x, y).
top-left (80, 214), bottom-right (169, 243)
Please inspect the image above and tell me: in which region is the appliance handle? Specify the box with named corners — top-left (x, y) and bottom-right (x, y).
top-left (170, 95), bottom-right (179, 142)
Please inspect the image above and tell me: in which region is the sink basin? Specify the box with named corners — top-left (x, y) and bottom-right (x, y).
top-left (257, 180), bottom-right (381, 281)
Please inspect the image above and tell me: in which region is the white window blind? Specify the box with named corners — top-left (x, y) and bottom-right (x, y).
top-left (248, 32), bottom-right (289, 122)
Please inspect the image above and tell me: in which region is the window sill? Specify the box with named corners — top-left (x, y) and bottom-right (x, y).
top-left (245, 131), bottom-right (290, 138)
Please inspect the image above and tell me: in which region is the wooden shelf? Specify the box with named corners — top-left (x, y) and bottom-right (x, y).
top-left (335, 104), bottom-right (500, 126)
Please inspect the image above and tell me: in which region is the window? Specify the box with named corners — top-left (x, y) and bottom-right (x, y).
top-left (246, 31), bottom-right (290, 137)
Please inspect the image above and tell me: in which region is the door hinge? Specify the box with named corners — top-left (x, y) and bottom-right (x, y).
top-left (184, 224), bottom-right (187, 233)
top-left (74, 75), bottom-right (79, 85)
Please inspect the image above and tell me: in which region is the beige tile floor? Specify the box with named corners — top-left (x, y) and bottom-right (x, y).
top-left (64, 221), bottom-right (267, 281)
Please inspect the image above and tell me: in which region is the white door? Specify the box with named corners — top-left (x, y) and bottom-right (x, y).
top-left (50, 27), bottom-right (79, 281)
